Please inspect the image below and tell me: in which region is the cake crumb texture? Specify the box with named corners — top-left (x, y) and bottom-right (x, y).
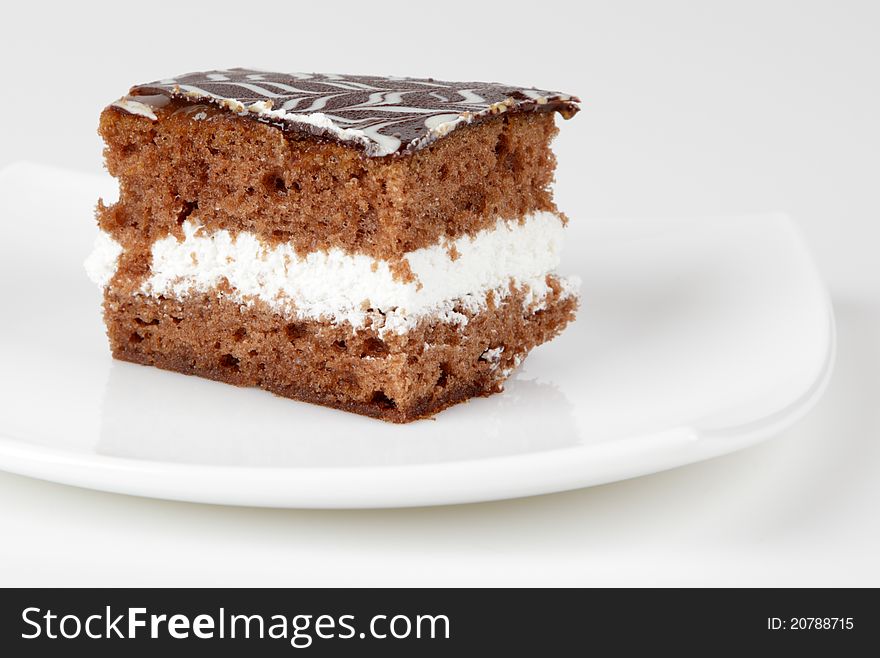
top-left (98, 102), bottom-right (561, 261)
top-left (104, 280), bottom-right (577, 423)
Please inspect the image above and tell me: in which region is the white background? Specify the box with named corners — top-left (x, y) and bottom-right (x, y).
top-left (1, 0), bottom-right (878, 585)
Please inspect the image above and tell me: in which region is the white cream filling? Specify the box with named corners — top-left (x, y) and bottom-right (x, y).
top-left (84, 232), bottom-right (123, 287)
top-left (86, 211), bottom-right (578, 335)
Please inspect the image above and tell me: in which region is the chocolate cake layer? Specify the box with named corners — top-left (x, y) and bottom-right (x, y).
top-left (99, 101), bottom-right (562, 260)
top-left (104, 279), bottom-right (577, 423)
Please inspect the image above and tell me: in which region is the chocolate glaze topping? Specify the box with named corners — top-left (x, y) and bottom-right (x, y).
top-left (120, 68), bottom-right (580, 157)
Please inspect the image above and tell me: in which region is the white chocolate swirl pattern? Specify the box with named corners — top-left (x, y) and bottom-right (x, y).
top-left (116, 69), bottom-right (579, 157)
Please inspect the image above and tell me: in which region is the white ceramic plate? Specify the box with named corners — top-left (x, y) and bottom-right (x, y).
top-left (0, 163), bottom-right (834, 508)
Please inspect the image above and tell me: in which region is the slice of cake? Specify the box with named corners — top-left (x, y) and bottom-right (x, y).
top-left (86, 69), bottom-right (580, 422)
